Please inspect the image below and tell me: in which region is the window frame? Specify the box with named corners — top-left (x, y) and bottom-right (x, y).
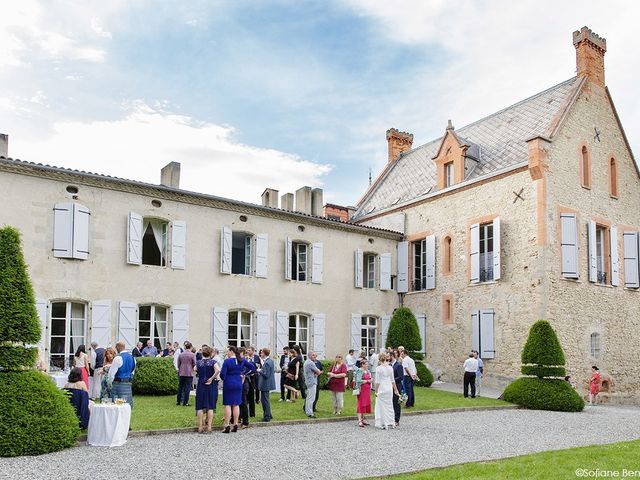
top-left (288, 313), bottom-right (309, 354)
top-left (609, 157), bottom-right (618, 198)
top-left (291, 241), bottom-right (309, 281)
top-left (138, 304), bottom-right (169, 350)
top-left (49, 300), bottom-right (87, 370)
top-left (444, 162), bottom-right (454, 188)
top-left (412, 239), bottom-right (427, 291)
top-left (590, 332), bottom-right (601, 359)
top-left (231, 231), bottom-right (254, 276)
top-left (363, 252), bottom-right (377, 289)
top-left (479, 222), bottom-right (494, 282)
top-left (360, 315), bottom-right (378, 352)
top-left (580, 144), bottom-right (592, 189)
top-left (594, 224), bottom-right (611, 285)
top-left (141, 217), bottom-right (169, 267)
top-left (228, 310), bottom-right (253, 348)
top-left (442, 235), bottom-right (453, 276)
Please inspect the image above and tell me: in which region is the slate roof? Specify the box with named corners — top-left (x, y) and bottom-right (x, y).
top-left (353, 77), bottom-right (581, 220)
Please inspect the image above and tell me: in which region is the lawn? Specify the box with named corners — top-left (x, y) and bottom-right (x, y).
top-left (130, 387), bottom-right (508, 431)
top-left (377, 439), bottom-right (640, 479)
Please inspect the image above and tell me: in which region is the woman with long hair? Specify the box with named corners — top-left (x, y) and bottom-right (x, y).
top-left (73, 344), bottom-right (89, 389)
top-left (327, 354), bottom-right (347, 415)
top-left (374, 352), bottom-right (399, 430)
top-left (99, 347), bottom-right (117, 401)
top-left (195, 345), bottom-right (221, 433)
top-left (220, 346), bottom-right (255, 433)
top-left (283, 348), bottom-right (301, 401)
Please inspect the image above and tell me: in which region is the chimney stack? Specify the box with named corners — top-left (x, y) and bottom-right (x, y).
top-left (161, 162), bottom-right (181, 189)
top-left (573, 26), bottom-right (607, 87)
top-left (261, 188), bottom-right (279, 208)
top-left (311, 188), bottom-right (323, 217)
top-left (295, 186), bottom-right (312, 215)
top-left (281, 193), bottom-right (294, 211)
top-left (0, 134), bottom-right (7, 157)
top-left (386, 128), bottom-right (413, 163)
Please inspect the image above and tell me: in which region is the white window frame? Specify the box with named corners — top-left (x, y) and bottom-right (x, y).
top-left (595, 225), bottom-right (607, 284)
top-left (231, 231), bottom-right (253, 276)
top-left (49, 300), bottom-right (87, 370)
top-left (479, 222), bottom-right (494, 282)
top-left (413, 239), bottom-right (426, 291)
top-left (292, 242), bottom-right (308, 282)
top-left (288, 313), bottom-right (309, 354)
top-left (444, 162), bottom-right (454, 187)
top-left (228, 310), bottom-right (253, 347)
top-left (141, 218), bottom-right (169, 267)
top-left (361, 315), bottom-right (378, 352)
top-left (364, 253), bottom-right (377, 289)
top-left (590, 332), bottom-right (601, 359)
top-left (138, 304), bottom-right (168, 350)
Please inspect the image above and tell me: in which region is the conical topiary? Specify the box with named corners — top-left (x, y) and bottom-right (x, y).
top-left (385, 307), bottom-right (421, 353)
top-left (520, 320), bottom-right (566, 378)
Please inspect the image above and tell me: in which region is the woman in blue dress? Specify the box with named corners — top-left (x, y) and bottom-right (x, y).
top-left (195, 345), bottom-right (221, 433)
top-left (220, 346), bottom-right (255, 433)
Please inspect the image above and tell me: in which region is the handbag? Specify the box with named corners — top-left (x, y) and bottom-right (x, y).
top-left (352, 388), bottom-right (360, 396)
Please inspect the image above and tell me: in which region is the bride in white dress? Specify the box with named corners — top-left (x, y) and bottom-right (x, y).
top-left (374, 353), bottom-right (399, 429)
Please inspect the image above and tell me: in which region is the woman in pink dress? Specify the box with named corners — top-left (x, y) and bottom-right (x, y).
top-left (355, 359), bottom-right (373, 428)
top-left (589, 365), bottom-right (601, 405)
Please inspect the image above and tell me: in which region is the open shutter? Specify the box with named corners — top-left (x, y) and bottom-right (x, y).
top-left (379, 253), bottom-right (391, 291)
top-left (284, 237), bottom-right (292, 280)
top-left (255, 234), bottom-right (268, 278)
top-left (36, 298), bottom-right (48, 353)
top-left (220, 226), bottom-right (232, 274)
top-left (276, 311), bottom-right (289, 354)
top-left (479, 309), bottom-right (495, 359)
top-left (623, 232), bottom-right (640, 288)
top-left (212, 307), bottom-right (228, 349)
top-left (425, 235), bottom-right (436, 289)
top-left (354, 249), bottom-right (363, 288)
top-left (53, 203), bottom-right (73, 258)
top-left (470, 223), bottom-right (480, 283)
top-left (416, 314), bottom-right (427, 354)
top-left (127, 212), bottom-right (143, 265)
top-left (493, 217), bottom-right (501, 280)
top-left (90, 300), bottom-right (112, 347)
top-left (560, 213), bottom-right (579, 278)
top-left (471, 310), bottom-right (480, 353)
top-left (171, 220), bottom-right (186, 270)
top-left (610, 226), bottom-right (619, 286)
top-left (171, 304), bottom-right (189, 346)
top-left (256, 310), bottom-right (270, 349)
top-left (351, 313), bottom-right (361, 351)
top-left (313, 313), bottom-right (326, 359)
top-left (381, 315), bottom-right (391, 350)
top-left (117, 301), bottom-right (137, 350)
top-left (588, 220), bottom-right (597, 282)
top-left (312, 242), bottom-right (323, 284)
top-left (72, 203), bottom-right (90, 260)
top-left (397, 241), bottom-right (409, 293)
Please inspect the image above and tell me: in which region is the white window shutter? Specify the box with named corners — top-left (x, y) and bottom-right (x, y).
top-left (313, 313), bottom-right (326, 359)
top-left (425, 235), bottom-right (436, 289)
top-left (470, 223), bottom-right (480, 283)
top-left (381, 315), bottom-right (391, 350)
top-left (220, 226), bottom-right (232, 274)
top-left (255, 234), bottom-right (268, 278)
top-left (127, 212), bottom-right (143, 265)
top-left (53, 203), bottom-right (74, 258)
top-left (480, 309), bottom-right (495, 359)
top-left (355, 249), bottom-right (363, 288)
top-left (379, 253), bottom-right (391, 291)
top-left (588, 220), bottom-right (597, 282)
top-left (171, 304), bottom-right (189, 346)
top-left (493, 217), bottom-right (501, 280)
top-left (90, 300), bottom-right (112, 347)
top-left (72, 204), bottom-right (90, 260)
top-left (212, 307), bottom-right (229, 350)
top-left (610, 226), bottom-right (619, 286)
top-left (284, 237), bottom-right (292, 280)
top-left (471, 310), bottom-right (480, 353)
top-left (276, 311), bottom-right (289, 354)
top-left (351, 313), bottom-right (361, 351)
top-left (36, 298), bottom-right (48, 353)
top-left (256, 310), bottom-right (270, 349)
top-left (623, 232), bottom-right (640, 288)
top-left (560, 213), bottom-right (579, 278)
top-left (170, 220), bottom-right (186, 270)
top-left (312, 242), bottom-right (323, 284)
top-left (117, 301), bottom-right (138, 350)
top-left (397, 241), bottom-right (409, 293)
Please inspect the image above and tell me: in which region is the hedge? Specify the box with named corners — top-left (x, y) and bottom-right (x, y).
top-left (0, 345), bottom-right (37, 372)
top-left (521, 365), bottom-right (567, 378)
top-left (386, 307), bottom-right (422, 353)
top-left (415, 362), bottom-right (434, 387)
top-left (521, 320), bottom-right (566, 374)
top-left (503, 377), bottom-right (584, 412)
top-left (132, 357), bottom-right (179, 395)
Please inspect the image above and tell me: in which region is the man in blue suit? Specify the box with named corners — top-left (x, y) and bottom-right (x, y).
top-left (257, 347), bottom-right (276, 422)
top-left (390, 350), bottom-right (404, 426)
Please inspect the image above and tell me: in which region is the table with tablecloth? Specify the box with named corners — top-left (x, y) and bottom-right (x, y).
top-left (87, 403), bottom-right (131, 447)
top-left (49, 372), bottom-right (68, 389)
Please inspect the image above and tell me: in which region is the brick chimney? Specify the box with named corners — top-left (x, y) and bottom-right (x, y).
top-left (160, 161), bottom-right (181, 188)
top-left (386, 128), bottom-right (413, 163)
top-left (0, 134), bottom-right (7, 157)
top-left (573, 26), bottom-right (606, 87)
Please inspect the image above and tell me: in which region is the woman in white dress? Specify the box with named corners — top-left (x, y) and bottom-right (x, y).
top-left (374, 352), bottom-right (399, 430)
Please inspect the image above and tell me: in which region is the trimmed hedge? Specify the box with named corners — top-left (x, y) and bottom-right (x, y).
top-left (0, 371), bottom-right (80, 456)
top-left (521, 365), bottom-right (567, 378)
top-left (415, 362), bottom-right (434, 387)
top-left (386, 307), bottom-right (422, 353)
top-left (503, 377), bottom-right (585, 412)
top-left (132, 357), bottom-right (179, 395)
top-left (0, 346), bottom-right (37, 372)
top-left (521, 320), bottom-right (565, 377)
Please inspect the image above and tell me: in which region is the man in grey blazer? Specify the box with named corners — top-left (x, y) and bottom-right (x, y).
top-left (257, 347), bottom-right (276, 422)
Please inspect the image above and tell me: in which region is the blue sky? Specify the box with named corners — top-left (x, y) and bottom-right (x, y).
top-left (1, 0), bottom-right (639, 206)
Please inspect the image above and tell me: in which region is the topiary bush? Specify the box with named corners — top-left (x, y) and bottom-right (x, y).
top-left (503, 377), bottom-right (585, 412)
top-left (385, 307), bottom-right (422, 353)
top-left (521, 320), bottom-right (566, 378)
top-left (415, 362), bottom-right (434, 387)
top-left (132, 357), bottom-right (179, 395)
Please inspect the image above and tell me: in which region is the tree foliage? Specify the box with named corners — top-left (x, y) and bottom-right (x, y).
top-left (385, 307), bottom-right (422, 353)
top-left (132, 357), bottom-right (179, 395)
top-left (521, 320), bottom-right (566, 376)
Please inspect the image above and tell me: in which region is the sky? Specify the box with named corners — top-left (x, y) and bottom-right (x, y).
top-left (1, 0), bottom-right (639, 206)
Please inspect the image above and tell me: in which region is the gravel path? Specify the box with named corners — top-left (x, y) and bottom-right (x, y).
top-left (2, 405), bottom-right (640, 479)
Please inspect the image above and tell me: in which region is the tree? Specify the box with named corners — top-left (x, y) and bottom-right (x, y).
top-left (385, 307), bottom-right (421, 353)
top-left (520, 320), bottom-right (566, 378)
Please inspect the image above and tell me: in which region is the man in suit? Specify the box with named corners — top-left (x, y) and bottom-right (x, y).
top-left (257, 347), bottom-right (276, 422)
top-left (279, 346), bottom-right (290, 401)
top-left (245, 346), bottom-right (260, 416)
top-left (390, 350), bottom-right (404, 427)
top-left (132, 341), bottom-right (143, 358)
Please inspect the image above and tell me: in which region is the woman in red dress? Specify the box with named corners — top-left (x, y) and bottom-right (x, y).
top-left (589, 365), bottom-right (601, 405)
top-left (355, 359), bottom-right (373, 427)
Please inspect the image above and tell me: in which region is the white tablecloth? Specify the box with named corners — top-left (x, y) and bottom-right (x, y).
top-left (87, 403), bottom-right (131, 447)
top-left (50, 373), bottom-right (67, 389)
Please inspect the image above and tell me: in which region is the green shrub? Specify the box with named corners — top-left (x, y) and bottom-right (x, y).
top-left (385, 307), bottom-right (421, 353)
top-left (415, 362), bottom-right (434, 387)
top-left (132, 357), bottom-right (179, 395)
top-left (521, 320), bottom-right (566, 378)
top-left (0, 371), bottom-right (80, 456)
top-left (521, 365), bottom-right (567, 378)
top-left (0, 345), bottom-right (37, 371)
top-left (503, 377), bottom-right (585, 412)
top-left (317, 360), bottom-right (334, 390)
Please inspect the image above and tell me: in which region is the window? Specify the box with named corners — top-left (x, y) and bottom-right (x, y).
top-left (361, 316), bottom-right (378, 352)
top-left (138, 305), bottom-right (168, 350)
top-left (413, 239), bottom-right (426, 291)
top-left (288, 313), bottom-right (309, 354)
top-left (142, 219), bottom-right (168, 266)
top-left (443, 236), bottom-right (453, 275)
top-left (49, 301), bottom-right (86, 370)
top-left (291, 242), bottom-right (308, 281)
top-left (479, 223), bottom-right (494, 282)
top-left (364, 253), bottom-right (376, 288)
top-left (232, 232), bottom-right (252, 275)
top-left (610, 158), bottom-right (618, 197)
top-left (590, 332), bottom-right (601, 359)
top-left (228, 310), bottom-right (253, 347)
top-left (444, 162), bottom-right (454, 187)
top-left (442, 295), bottom-right (454, 324)
top-left (595, 225), bottom-right (609, 284)
top-left (581, 145), bottom-right (591, 188)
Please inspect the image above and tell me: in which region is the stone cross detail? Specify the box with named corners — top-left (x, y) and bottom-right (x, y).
top-left (512, 188), bottom-right (525, 203)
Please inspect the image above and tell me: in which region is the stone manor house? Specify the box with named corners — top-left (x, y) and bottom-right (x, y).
top-left (0, 27), bottom-right (638, 402)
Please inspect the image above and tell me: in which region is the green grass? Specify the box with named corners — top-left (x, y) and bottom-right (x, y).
top-left (378, 439), bottom-right (640, 480)
top-left (130, 388), bottom-right (508, 431)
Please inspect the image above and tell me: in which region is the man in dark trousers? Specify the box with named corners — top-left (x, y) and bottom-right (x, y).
top-left (390, 350), bottom-right (404, 426)
top-left (312, 356), bottom-right (324, 412)
top-left (245, 346), bottom-right (261, 416)
top-left (279, 346), bottom-right (290, 401)
top-left (257, 348), bottom-right (276, 422)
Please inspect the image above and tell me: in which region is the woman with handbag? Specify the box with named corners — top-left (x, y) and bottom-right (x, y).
top-left (327, 354), bottom-right (347, 415)
top-left (354, 359), bottom-right (373, 427)
top-left (283, 348), bottom-right (301, 401)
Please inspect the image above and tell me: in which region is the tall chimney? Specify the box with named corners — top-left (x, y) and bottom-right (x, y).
top-left (160, 162), bottom-right (181, 189)
top-left (0, 134), bottom-right (7, 157)
top-left (573, 26), bottom-right (607, 87)
top-left (295, 186), bottom-right (312, 215)
top-left (281, 193), bottom-right (294, 211)
top-left (261, 188), bottom-right (279, 208)
top-left (386, 128), bottom-right (413, 163)
top-left (311, 188), bottom-right (323, 217)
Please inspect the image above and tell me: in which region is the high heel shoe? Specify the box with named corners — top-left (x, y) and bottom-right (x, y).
top-left (232, 424), bottom-right (238, 433)
top-left (222, 426), bottom-right (230, 434)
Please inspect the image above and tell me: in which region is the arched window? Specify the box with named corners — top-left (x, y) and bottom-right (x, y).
top-left (590, 332), bottom-right (601, 359)
top-left (609, 157), bottom-right (618, 197)
top-left (581, 146), bottom-right (591, 188)
top-left (443, 236), bottom-right (453, 275)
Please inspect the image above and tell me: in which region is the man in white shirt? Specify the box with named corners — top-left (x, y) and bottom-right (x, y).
top-left (345, 349), bottom-right (356, 390)
top-left (463, 352), bottom-right (479, 398)
top-left (400, 351), bottom-right (417, 407)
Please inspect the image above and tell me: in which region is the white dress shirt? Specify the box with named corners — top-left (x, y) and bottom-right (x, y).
top-left (402, 356), bottom-right (416, 377)
top-left (464, 357), bottom-right (479, 373)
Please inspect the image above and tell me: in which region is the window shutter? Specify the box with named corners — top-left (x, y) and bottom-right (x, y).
top-left (588, 220), bottom-right (597, 282)
top-left (480, 309), bottom-right (495, 359)
top-left (171, 304), bottom-right (189, 346)
top-left (313, 313), bottom-right (326, 359)
top-left (381, 315), bottom-right (391, 350)
top-left (53, 203), bottom-right (74, 258)
top-left (560, 213), bottom-right (579, 278)
top-left (355, 249), bottom-right (363, 288)
top-left (256, 310), bottom-right (270, 349)
top-left (610, 226), bottom-right (619, 286)
top-left (72, 203), bottom-right (90, 260)
top-left (397, 241), bottom-right (409, 293)
top-left (312, 242), bottom-right (323, 284)
top-left (220, 226), bottom-right (232, 274)
top-left (493, 217), bottom-right (501, 280)
top-left (351, 313), bottom-right (361, 351)
top-left (416, 313), bottom-right (427, 354)
top-left (255, 234), bottom-right (268, 278)
top-left (212, 307), bottom-right (228, 350)
top-left (276, 311), bottom-right (289, 354)
top-left (425, 235), bottom-right (436, 289)
top-left (117, 301), bottom-right (138, 350)
top-left (170, 220), bottom-right (186, 270)
top-left (379, 253), bottom-right (391, 290)
top-left (471, 310), bottom-right (480, 353)
top-left (127, 212), bottom-right (143, 265)
top-left (470, 223), bottom-right (480, 283)
top-left (284, 237), bottom-right (292, 280)
top-left (36, 298), bottom-right (48, 353)
top-left (90, 300), bottom-right (112, 347)
top-left (623, 232), bottom-right (640, 288)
